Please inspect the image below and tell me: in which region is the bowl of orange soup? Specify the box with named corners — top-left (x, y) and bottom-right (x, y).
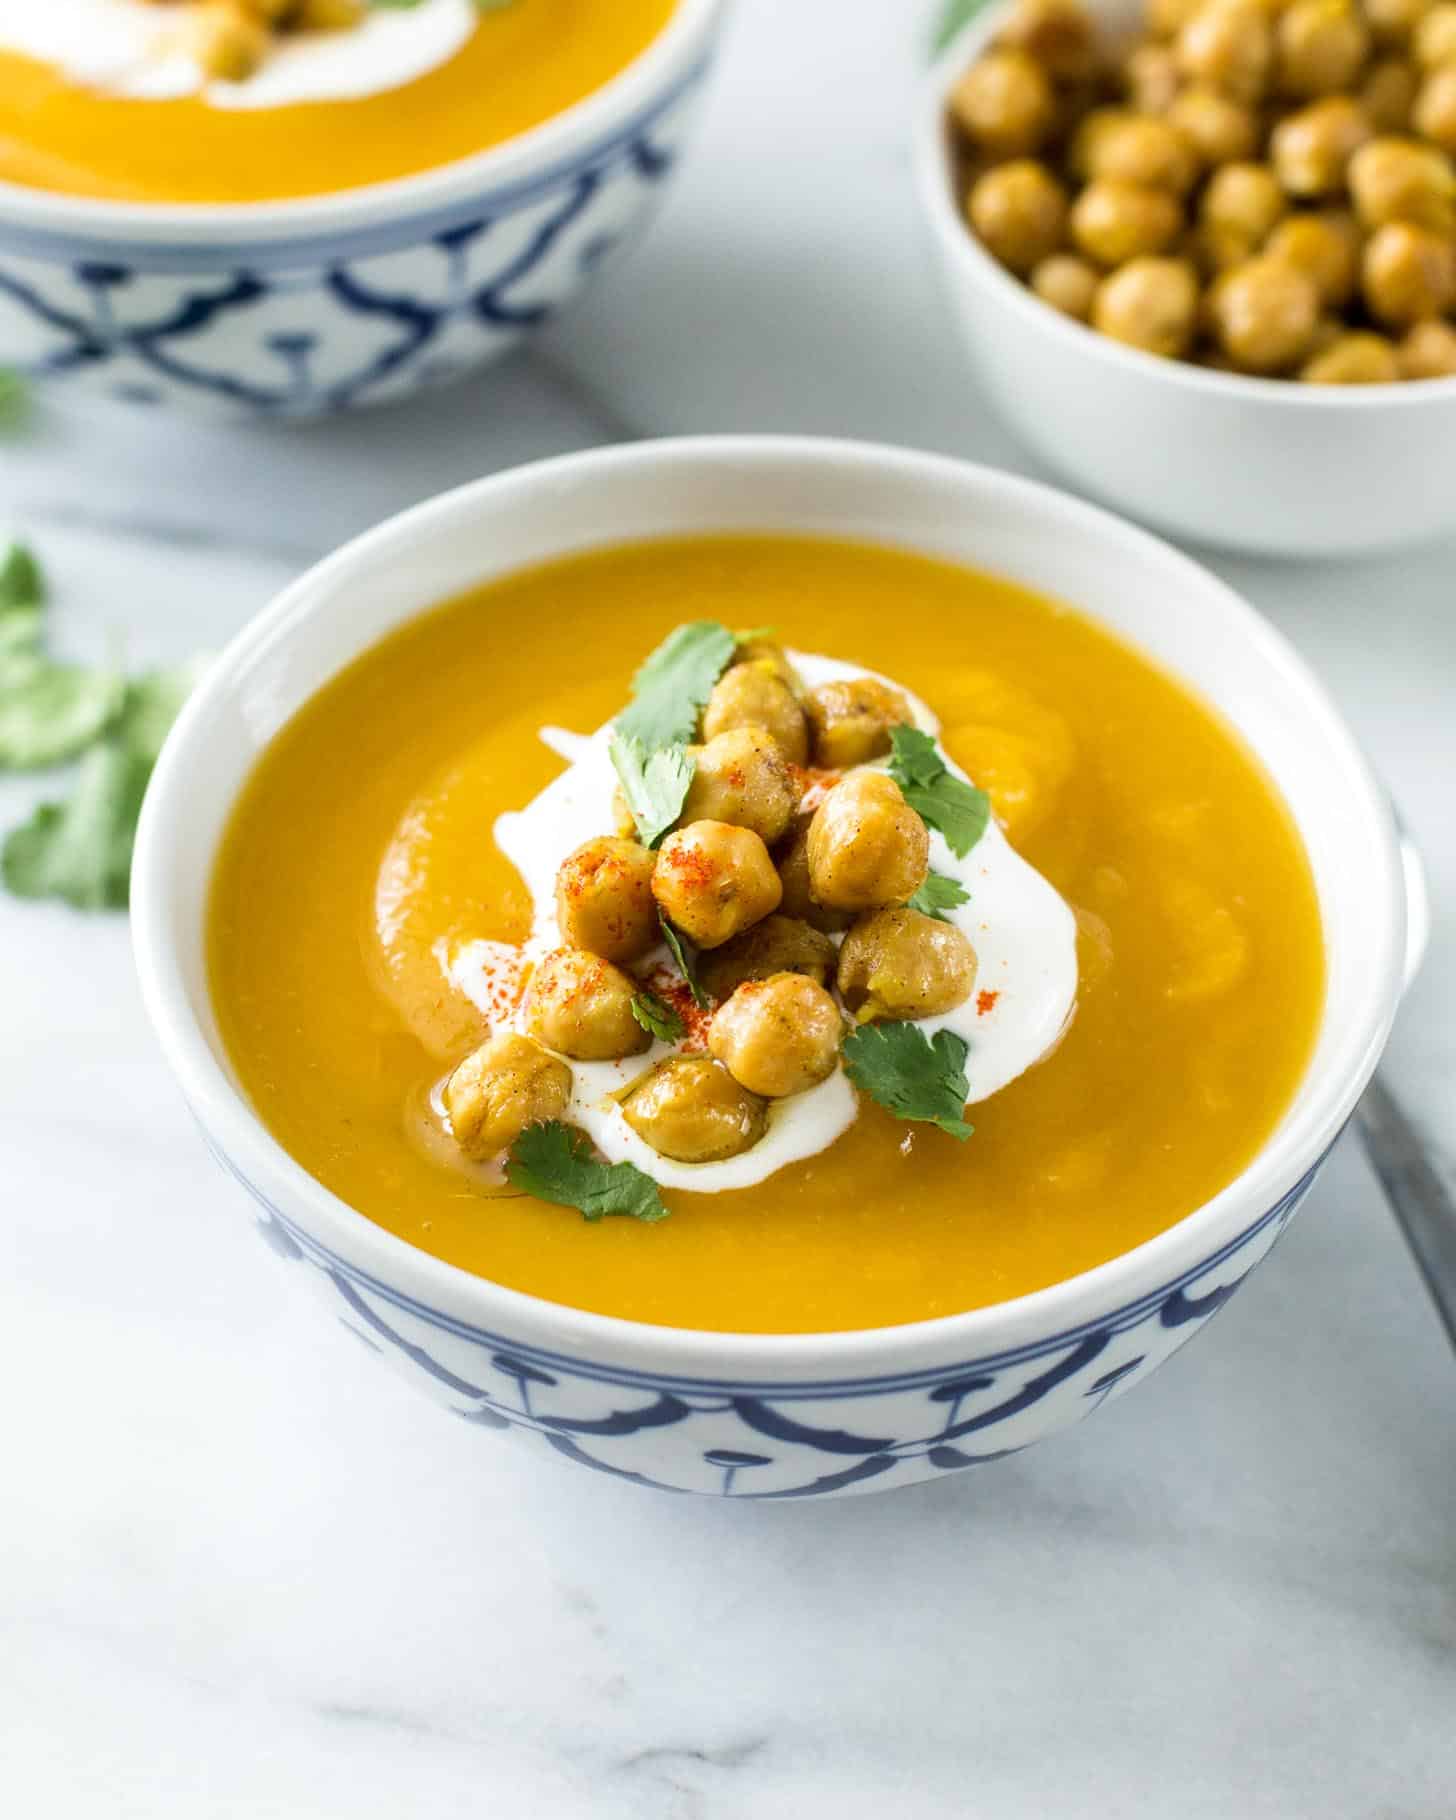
top-left (132, 438), bottom-right (1411, 1498)
top-left (0, 0), bottom-right (719, 416)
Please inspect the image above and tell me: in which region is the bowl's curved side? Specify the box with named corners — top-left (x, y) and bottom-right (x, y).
top-left (0, 61), bottom-right (712, 417)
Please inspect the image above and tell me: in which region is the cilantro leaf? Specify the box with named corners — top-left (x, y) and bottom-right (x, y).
top-left (659, 915), bottom-right (710, 1008)
top-left (506, 1121), bottom-right (668, 1223)
top-left (609, 731), bottom-right (693, 848)
top-left (888, 726), bottom-right (991, 859)
top-left (632, 990), bottom-right (686, 1045)
top-left (0, 660), bottom-right (125, 770)
top-left (931, 0), bottom-right (993, 53)
top-left (115, 656), bottom-right (210, 764)
top-left (907, 869), bottom-right (971, 922)
top-left (0, 370), bottom-right (28, 432)
top-left (841, 1022), bottom-right (975, 1140)
top-left (615, 620), bottom-right (735, 752)
top-left (0, 540), bottom-right (43, 612)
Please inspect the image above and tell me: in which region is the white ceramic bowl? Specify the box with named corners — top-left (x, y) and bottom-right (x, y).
top-left (915, 0), bottom-right (1456, 557)
top-left (0, 0), bottom-right (722, 418)
top-left (133, 437), bottom-right (1410, 1499)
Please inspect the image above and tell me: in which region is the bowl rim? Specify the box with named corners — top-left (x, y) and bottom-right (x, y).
top-left (914, 2), bottom-right (1456, 410)
top-left (0, 0), bottom-right (721, 241)
top-left (131, 435), bottom-right (1406, 1382)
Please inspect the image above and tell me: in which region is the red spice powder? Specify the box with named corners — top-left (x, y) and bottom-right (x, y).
top-left (977, 989), bottom-right (1000, 1016)
top-left (643, 964), bottom-right (714, 1049)
top-left (789, 765), bottom-right (842, 813)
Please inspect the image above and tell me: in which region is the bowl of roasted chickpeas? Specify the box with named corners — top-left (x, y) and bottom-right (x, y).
top-left (916, 0), bottom-right (1456, 553)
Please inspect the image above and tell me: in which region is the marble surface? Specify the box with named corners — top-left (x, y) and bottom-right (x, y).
top-left (3, 1), bottom-right (1455, 1812)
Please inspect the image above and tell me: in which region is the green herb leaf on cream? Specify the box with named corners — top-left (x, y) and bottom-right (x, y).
top-left (506, 1121), bottom-right (668, 1223)
top-left (841, 1022), bottom-right (975, 1140)
top-left (609, 733), bottom-right (693, 849)
top-left (888, 725), bottom-right (992, 859)
top-left (907, 869), bottom-right (971, 921)
top-left (631, 989), bottom-right (686, 1045)
top-left (659, 915), bottom-right (710, 1008)
top-left (615, 620), bottom-right (736, 753)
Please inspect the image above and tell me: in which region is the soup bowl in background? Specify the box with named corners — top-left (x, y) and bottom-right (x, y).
top-left (0, 0), bottom-right (721, 420)
top-left (132, 437), bottom-right (1412, 1499)
top-left (915, 0), bottom-right (1456, 558)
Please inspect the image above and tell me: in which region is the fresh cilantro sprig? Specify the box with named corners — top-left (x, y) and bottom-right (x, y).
top-left (907, 869), bottom-right (970, 922)
top-left (609, 733), bottom-right (693, 849)
top-left (631, 989), bottom-right (686, 1045)
top-left (888, 726), bottom-right (991, 859)
top-left (841, 1022), bottom-right (975, 1140)
top-left (0, 543), bottom-right (124, 770)
top-left (659, 915), bottom-right (710, 1008)
top-left (615, 620), bottom-right (736, 752)
top-left (931, 0), bottom-right (993, 53)
top-left (506, 1121), bottom-right (667, 1223)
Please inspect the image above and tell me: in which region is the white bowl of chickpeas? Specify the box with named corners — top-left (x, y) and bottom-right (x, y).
top-left (916, 0), bottom-right (1456, 554)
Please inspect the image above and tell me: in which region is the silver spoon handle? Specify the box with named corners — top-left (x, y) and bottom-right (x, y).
top-left (1356, 1077), bottom-right (1456, 1354)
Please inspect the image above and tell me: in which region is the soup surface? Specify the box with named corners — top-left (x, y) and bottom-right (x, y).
top-left (0, 0), bottom-right (674, 202)
top-left (209, 535), bottom-right (1325, 1334)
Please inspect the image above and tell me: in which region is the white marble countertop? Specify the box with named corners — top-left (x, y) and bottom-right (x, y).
top-left (3, 2), bottom-right (1454, 1813)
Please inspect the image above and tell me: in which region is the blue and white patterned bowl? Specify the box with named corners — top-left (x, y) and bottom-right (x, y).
top-left (132, 439), bottom-right (1412, 1497)
top-left (0, 0), bottom-right (722, 418)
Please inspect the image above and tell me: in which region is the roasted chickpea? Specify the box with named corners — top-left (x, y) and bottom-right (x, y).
top-left (1298, 329), bottom-right (1402, 377)
top-left (1348, 135), bottom-right (1456, 227)
top-left (1082, 114), bottom-right (1199, 192)
top-left (836, 908), bottom-right (980, 1023)
top-left (1166, 86), bottom-right (1259, 166)
top-left (1361, 218), bottom-right (1456, 321)
top-left (804, 676), bottom-right (915, 768)
top-left (1092, 256), bottom-right (1201, 353)
top-left (1000, 0), bottom-right (1098, 79)
top-left (702, 660), bottom-right (809, 763)
top-left (1398, 314), bottom-right (1456, 369)
top-left (708, 974), bottom-right (843, 1098)
top-left (1276, 0), bottom-right (1370, 97)
top-left (1364, 0), bottom-right (1432, 43)
top-left (949, 49), bottom-right (1056, 156)
top-left (1071, 178), bottom-right (1185, 263)
top-left (1186, 219), bottom-right (1261, 273)
top-left (731, 637), bottom-right (801, 696)
top-left (523, 948), bottom-right (650, 1061)
top-left (1414, 1), bottom-right (1456, 64)
top-left (1201, 161), bottom-right (1288, 243)
top-left (681, 727), bottom-right (801, 844)
top-left (1269, 96), bottom-right (1373, 193)
top-left (652, 821), bottom-right (783, 949)
top-left (1361, 56), bottom-right (1419, 131)
top-left (1176, 0), bottom-right (1273, 102)
top-left (806, 771), bottom-right (930, 913)
top-left (619, 1056), bottom-right (766, 1162)
top-left (1124, 41), bottom-right (1183, 112)
top-left (1208, 254), bottom-right (1321, 367)
top-left (967, 160), bottom-right (1070, 274)
top-left (1031, 251), bottom-right (1101, 316)
top-left (1265, 209), bottom-right (1362, 304)
top-left (188, 4), bottom-right (269, 80)
top-left (443, 1032), bottom-right (572, 1161)
top-left (1413, 62), bottom-right (1456, 148)
top-left (775, 813), bottom-right (853, 934)
top-left (699, 914), bottom-right (837, 1000)
top-left (554, 836), bottom-right (658, 964)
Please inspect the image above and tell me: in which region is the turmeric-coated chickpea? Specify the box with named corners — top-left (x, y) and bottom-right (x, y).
top-left (1361, 57), bottom-right (1419, 131)
top-left (1201, 161), bottom-right (1288, 243)
top-left (619, 1056), bottom-right (766, 1163)
top-left (731, 637), bottom-right (802, 696)
top-left (1208, 255), bottom-right (1320, 368)
top-left (1414, 2), bottom-right (1456, 64)
top-left (1176, 0), bottom-right (1274, 101)
top-left (836, 908), bottom-right (980, 1023)
top-left (949, 49), bottom-right (1056, 156)
top-left (967, 160), bottom-right (1070, 274)
top-left (1031, 251), bottom-right (1101, 317)
top-left (1413, 63), bottom-right (1456, 149)
top-left (1398, 314), bottom-right (1456, 370)
top-left (1270, 95), bottom-right (1373, 193)
top-left (1124, 41), bottom-right (1183, 112)
top-left (775, 813), bottom-right (853, 934)
top-left (1298, 329), bottom-right (1402, 378)
top-left (702, 660), bottom-right (809, 764)
top-left (1082, 114), bottom-right (1199, 192)
top-left (1276, 0), bottom-right (1370, 97)
top-left (681, 727), bottom-right (801, 844)
top-left (804, 676), bottom-right (915, 768)
top-left (1071, 178), bottom-right (1185, 264)
top-left (806, 771), bottom-right (930, 913)
top-left (652, 820), bottom-right (783, 949)
top-left (1166, 86), bottom-right (1259, 166)
top-left (1186, 219), bottom-right (1260, 274)
top-left (708, 974), bottom-right (843, 1098)
top-left (523, 948), bottom-right (651, 1061)
top-left (1365, 0), bottom-right (1432, 43)
top-left (1092, 256), bottom-right (1200, 354)
top-left (1361, 218), bottom-right (1456, 321)
top-left (1348, 135), bottom-right (1456, 227)
top-left (1264, 209), bottom-right (1362, 305)
top-left (1000, 0), bottom-right (1098, 79)
top-left (443, 1032), bottom-right (572, 1162)
top-left (700, 913), bottom-right (837, 999)
top-left (555, 836), bottom-right (659, 964)
top-left (188, 4), bottom-right (269, 80)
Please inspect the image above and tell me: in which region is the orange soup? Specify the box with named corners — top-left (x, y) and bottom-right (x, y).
top-left (208, 536), bottom-right (1325, 1334)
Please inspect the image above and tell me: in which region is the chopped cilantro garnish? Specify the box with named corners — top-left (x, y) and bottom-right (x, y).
top-left (615, 620), bottom-right (735, 752)
top-left (841, 1022), bottom-right (975, 1140)
top-left (506, 1121), bottom-right (668, 1223)
top-left (0, 540), bottom-right (42, 611)
top-left (907, 869), bottom-right (970, 922)
top-left (659, 915), bottom-right (710, 1008)
top-left (609, 732), bottom-right (693, 849)
top-left (888, 726), bottom-right (991, 859)
top-left (631, 989), bottom-right (686, 1045)
top-left (0, 661), bottom-right (125, 770)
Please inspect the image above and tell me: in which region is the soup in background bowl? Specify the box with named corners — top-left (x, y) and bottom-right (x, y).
top-left (132, 438), bottom-right (1410, 1499)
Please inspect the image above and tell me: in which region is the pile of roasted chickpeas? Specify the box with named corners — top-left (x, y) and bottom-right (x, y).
top-left (442, 640), bottom-right (981, 1168)
top-left (950, 0), bottom-right (1456, 379)
top-left (144, 0), bottom-right (367, 83)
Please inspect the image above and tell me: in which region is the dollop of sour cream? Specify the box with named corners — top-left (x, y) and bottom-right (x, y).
top-left (0, 0), bottom-right (474, 108)
top-left (433, 654), bottom-right (1079, 1194)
